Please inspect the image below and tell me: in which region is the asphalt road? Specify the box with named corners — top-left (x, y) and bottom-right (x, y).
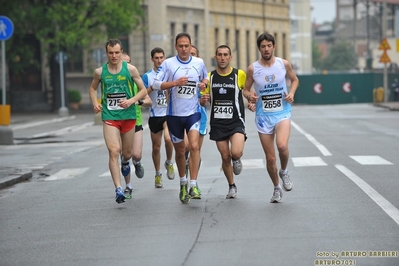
top-left (0, 104), bottom-right (398, 266)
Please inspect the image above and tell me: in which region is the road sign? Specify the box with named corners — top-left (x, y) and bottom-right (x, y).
top-left (379, 51), bottom-right (391, 63)
top-left (342, 82), bottom-right (351, 93)
top-left (0, 16), bottom-right (14, 41)
top-left (55, 52), bottom-right (68, 64)
top-left (313, 83), bottom-right (322, 94)
top-left (378, 38), bottom-right (391, 50)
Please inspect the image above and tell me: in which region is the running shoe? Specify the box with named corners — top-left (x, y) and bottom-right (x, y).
top-left (270, 187), bottom-right (283, 203)
top-left (155, 174), bottom-right (163, 188)
top-left (121, 161), bottom-right (130, 177)
top-left (232, 159), bottom-right (242, 175)
top-left (179, 183), bottom-right (190, 204)
top-left (164, 161), bottom-right (175, 180)
top-left (115, 187), bottom-right (126, 204)
top-left (124, 187), bottom-right (133, 199)
top-left (226, 186), bottom-right (237, 199)
top-left (279, 170), bottom-right (293, 191)
top-left (134, 162), bottom-right (144, 179)
top-left (189, 185), bottom-right (201, 199)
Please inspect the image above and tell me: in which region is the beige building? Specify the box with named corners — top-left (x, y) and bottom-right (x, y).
top-left (128, 0), bottom-right (291, 73)
top-left (66, 0), bottom-right (292, 107)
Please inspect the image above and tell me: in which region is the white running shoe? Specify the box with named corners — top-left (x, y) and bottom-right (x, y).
top-left (270, 187), bottom-right (283, 203)
top-left (232, 159), bottom-right (242, 175)
top-left (164, 161), bottom-right (175, 180)
top-left (279, 170), bottom-right (293, 191)
top-left (226, 186), bottom-right (237, 199)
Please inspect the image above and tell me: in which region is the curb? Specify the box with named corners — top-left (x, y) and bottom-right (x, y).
top-left (0, 170), bottom-right (33, 190)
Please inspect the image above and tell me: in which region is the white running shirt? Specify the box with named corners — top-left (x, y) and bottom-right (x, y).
top-left (153, 55), bottom-right (208, 117)
top-left (142, 69), bottom-right (167, 117)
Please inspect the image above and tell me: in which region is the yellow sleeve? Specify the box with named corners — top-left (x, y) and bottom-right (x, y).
top-left (237, 69), bottom-right (246, 90)
top-left (201, 72), bottom-right (211, 95)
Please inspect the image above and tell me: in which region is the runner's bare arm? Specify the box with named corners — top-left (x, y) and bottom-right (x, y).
top-left (89, 68), bottom-right (102, 113)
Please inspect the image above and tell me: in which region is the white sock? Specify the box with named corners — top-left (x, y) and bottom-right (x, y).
top-left (126, 183), bottom-right (132, 189)
top-left (280, 169), bottom-right (288, 174)
top-left (156, 171), bottom-right (162, 176)
top-left (190, 180), bottom-right (197, 187)
top-left (180, 177), bottom-right (187, 185)
top-left (274, 184), bottom-right (282, 189)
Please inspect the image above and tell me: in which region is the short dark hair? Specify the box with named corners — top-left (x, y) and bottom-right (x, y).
top-left (175, 32), bottom-right (191, 44)
top-left (151, 47), bottom-right (165, 58)
top-left (105, 39), bottom-right (123, 51)
top-left (256, 32), bottom-right (275, 49)
top-left (191, 45), bottom-right (199, 56)
top-left (215, 44), bottom-right (231, 55)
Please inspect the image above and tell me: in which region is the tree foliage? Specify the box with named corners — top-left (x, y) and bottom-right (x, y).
top-left (2, 0), bottom-right (144, 73)
top-left (312, 40), bottom-right (323, 71)
top-left (322, 40), bottom-right (357, 71)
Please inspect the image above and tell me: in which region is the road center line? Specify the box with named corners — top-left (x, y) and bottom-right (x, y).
top-left (291, 121), bottom-right (332, 156)
top-left (335, 164), bottom-right (399, 226)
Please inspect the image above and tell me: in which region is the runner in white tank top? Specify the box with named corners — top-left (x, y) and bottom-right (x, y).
top-left (243, 32), bottom-right (299, 204)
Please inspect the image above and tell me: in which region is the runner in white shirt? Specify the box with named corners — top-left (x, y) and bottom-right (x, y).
top-left (142, 47), bottom-right (175, 189)
top-left (152, 32), bottom-right (208, 204)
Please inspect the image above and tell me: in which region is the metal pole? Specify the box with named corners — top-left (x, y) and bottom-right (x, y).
top-left (59, 51), bottom-right (65, 108)
top-left (1, 41), bottom-right (5, 105)
top-left (382, 0), bottom-right (389, 102)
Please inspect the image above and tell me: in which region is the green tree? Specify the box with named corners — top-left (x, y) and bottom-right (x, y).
top-left (2, 0), bottom-right (144, 109)
top-left (3, 0), bottom-right (144, 71)
top-left (322, 40), bottom-right (357, 71)
top-left (312, 40), bottom-right (323, 71)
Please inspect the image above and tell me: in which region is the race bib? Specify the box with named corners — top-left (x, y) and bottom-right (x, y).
top-left (262, 94), bottom-right (283, 112)
top-left (156, 94), bottom-right (167, 107)
top-left (177, 81), bottom-right (196, 99)
top-left (107, 93), bottom-right (126, 110)
top-left (213, 100), bottom-right (233, 119)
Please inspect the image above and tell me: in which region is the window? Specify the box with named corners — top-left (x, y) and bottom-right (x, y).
top-left (214, 28), bottom-right (219, 49)
top-left (170, 23), bottom-right (175, 57)
top-left (66, 45), bottom-right (83, 73)
top-left (194, 24), bottom-right (199, 45)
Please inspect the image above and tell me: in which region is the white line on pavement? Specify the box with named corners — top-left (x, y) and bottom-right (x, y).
top-left (291, 121), bottom-right (332, 156)
top-left (11, 116), bottom-right (76, 130)
top-left (335, 164), bottom-right (399, 226)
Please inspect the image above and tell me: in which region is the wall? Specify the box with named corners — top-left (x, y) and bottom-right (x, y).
top-left (295, 73), bottom-right (398, 104)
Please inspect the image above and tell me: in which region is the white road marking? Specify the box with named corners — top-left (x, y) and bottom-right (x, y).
top-left (242, 159), bottom-right (264, 169)
top-left (350, 155), bottom-right (393, 165)
top-left (291, 121), bottom-right (332, 156)
top-left (31, 122), bottom-right (94, 139)
top-left (292, 157), bottom-right (328, 167)
top-left (11, 116), bottom-right (76, 130)
top-left (46, 168), bottom-right (89, 181)
top-left (99, 171), bottom-right (111, 177)
top-left (336, 164), bottom-right (399, 226)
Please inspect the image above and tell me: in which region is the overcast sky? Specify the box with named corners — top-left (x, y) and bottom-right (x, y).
top-left (311, 0), bottom-right (336, 23)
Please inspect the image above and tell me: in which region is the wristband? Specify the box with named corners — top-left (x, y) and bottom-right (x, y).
top-left (138, 100), bottom-right (144, 106)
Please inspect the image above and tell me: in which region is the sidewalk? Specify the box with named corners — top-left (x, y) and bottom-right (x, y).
top-left (373, 101), bottom-right (399, 111)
